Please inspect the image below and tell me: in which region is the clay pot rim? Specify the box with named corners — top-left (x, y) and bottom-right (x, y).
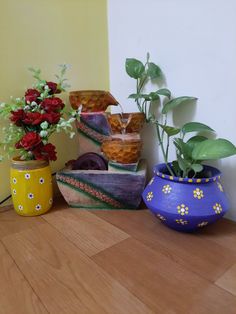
top-left (154, 163), bottom-right (221, 184)
top-left (102, 138), bottom-right (142, 145)
top-left (11, 157), bottom-right (49, 170)
top-left (69, 90), bottom-right (109, 95)
top-left (108, 112), bottom-right (145, 117)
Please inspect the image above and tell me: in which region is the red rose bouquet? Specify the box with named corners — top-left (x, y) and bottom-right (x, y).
top-left (0, 65), bottom-right (78, 161)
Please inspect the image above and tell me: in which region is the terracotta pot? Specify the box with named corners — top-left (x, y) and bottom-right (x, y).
top-left (142, 163), bottom-right (229, 232)
top-left (10, 158), bottom-right (53, 216)
top-left (107, 112), bottom-right (145, 134)
top-left (69, 90), bottom-right (118, 112)
top-left (101, 138), bottom-right (142, 164)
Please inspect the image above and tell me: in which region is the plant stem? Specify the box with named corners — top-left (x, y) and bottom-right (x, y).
top-left (155, 123), bottom-right (174, 176)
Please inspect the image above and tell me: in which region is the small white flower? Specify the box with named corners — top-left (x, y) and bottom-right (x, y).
top-left (13, 178), bottom-right (17, 184)
top-left (25, 173), bottom-right (31, 180)
top-left (35, 204), bottom-right (41, 211)
top-left (26, 100), bottom-right (31, 104)
top-left (44, 85), bottom-right (49, 90)
top-left (39, 177), bottom-right (45, 184)
top-left (18, 205), bottom-right (23, 211)
top-left (12, 189), bottom-right (17, 195)
top-left (70, 132), bottom-right (75, 139)
top-left (40, 121), bottom-right (49, 130)
top-left (31, 101), bottom-right (37, 106)
top-left (28, 193), bottom-right (34, 199)
top-left (40, 130), bottom-right (48, 138)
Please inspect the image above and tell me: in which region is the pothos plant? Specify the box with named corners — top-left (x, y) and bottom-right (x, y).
top-left (0, 64), bottom-right (79, 161)
top-left (126, 53), bottom-right (236, 178)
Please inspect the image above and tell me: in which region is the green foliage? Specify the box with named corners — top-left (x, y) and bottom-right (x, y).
top-left (182, 122), bottom-right (214, 134)
top-left (192, 139), bottom-right (236, 160)
top-left (126, 53), bottom-right (236, 178)
top-left (162, 96), bottom-right (197, 114)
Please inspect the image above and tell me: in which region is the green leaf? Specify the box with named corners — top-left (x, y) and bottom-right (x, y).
top-left (148, 92), bottom-right (160, 101)
top-left (191, 163), bottom-right (203, 173)
top-left (147, 62), bottom-right (162, 79)
top-left (172, 160), bottom-right (181, 176)
top-left (192, 138), bottom-right (236, 160)
top-left (182, 122), bottom-right (215, 134)
top-left (186, 136), bottom-right (208, 151)
top-left (174, 138), bottom-right (192, 159)
top-left (159, 124), bottom-right (180, 136)
top-left (162, 96), bottom-right (197, 114)
top-left (156, 88), bottom-right (171, 99)
top-left (177, 154), bottom-right (190, 172)
top-left (128, 93), bottom-right (141, 100)
top-left (125, 58), bottom-right (145, 79)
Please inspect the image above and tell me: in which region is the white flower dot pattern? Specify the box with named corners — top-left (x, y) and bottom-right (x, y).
top-left (162, 185), bottom-right (172, 194)
top-left (156, 214), bottom-right (166, 221)
top-left (13, 178), bottom-right (17, 184)
top-left (12, 189), bottom-right (17, 195)
top-left (177, 204), bottom-right (189, 216)
top-left (35, 204), bottom-right (42, 211)
top-left (25, 173), bottom-right (31, 180)
top-left (49, 198), bottom-right (53, 205)
top-left (198, 221), bottom-right (208, 227)
top-left (146, 192), bottom-right (154, 202)
top-left (39, 177), bottom-right (45, 184)
top-left (213, 203), bottom-right (222, 214)
top-left (28, 193), bottom-right (34, 200)
top-left (193, 188), bottom-right (204, 200)
top-left (18, 205), bottom-right (23, 211)
top-left (176, 219), bottom-right (188, 225)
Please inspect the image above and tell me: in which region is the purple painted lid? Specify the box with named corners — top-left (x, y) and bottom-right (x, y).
top-left (153, 163), bottom-right (221, 184)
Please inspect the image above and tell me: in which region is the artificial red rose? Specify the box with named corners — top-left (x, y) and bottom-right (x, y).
top-left (23, 112), bottom-right (44, 125)
top-left (43, 112), bottom-right (61, 124)
top-left (32, 143), bottom-right (57, 161)
top-left (10, 109), bottom-right (25, 126)
top-left (25, 89), bottom-right (40, 104)
top-left (42, 143), bottom-right (57, 161)
top-left (40, 97), bottom-right (64, 112)
top-left (17, 132), bottom-right (42, 150)
top-left (46, 81), bottom-right (61, 94)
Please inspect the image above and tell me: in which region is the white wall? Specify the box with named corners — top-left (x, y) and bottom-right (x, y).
top-left (108, 0), bottom-right (236, 220)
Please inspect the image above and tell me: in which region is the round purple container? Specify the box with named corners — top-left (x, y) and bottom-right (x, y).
top-left (142, 163), bottom-right (229, 232)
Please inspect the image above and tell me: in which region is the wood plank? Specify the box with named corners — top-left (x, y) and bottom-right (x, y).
top-left (215, 262), bottom-right (236, 296)
top-left (0, 208), bottom-right (45, 239)
top-left (0, 241), bottom-right (47, 314)
top-left (93, 210), bottom-right (236, 281)
top-left (2, 223), bottom-right (152, 314)
top-left (43, 208), bottom-right (129, 256)
top-left (198, 218), bottom-right (236, 254)
top-left (93, 237), bottom-right (236, 314)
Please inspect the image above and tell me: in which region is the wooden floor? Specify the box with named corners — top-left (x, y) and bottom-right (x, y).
top-left (1, 199), bottom-right (236, 313)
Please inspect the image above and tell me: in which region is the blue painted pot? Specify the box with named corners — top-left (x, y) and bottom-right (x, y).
top-left (142, 163), bottom-right (229, 232)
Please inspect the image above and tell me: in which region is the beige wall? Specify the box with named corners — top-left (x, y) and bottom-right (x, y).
top-left (0, 0), bottom-right (109, 203)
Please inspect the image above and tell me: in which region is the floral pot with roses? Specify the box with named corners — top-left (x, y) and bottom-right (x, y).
top-left (0, 65), bottom-right (78, 216)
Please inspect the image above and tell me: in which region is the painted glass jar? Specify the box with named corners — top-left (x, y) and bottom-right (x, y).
top-left (10, 158), bottom-right (53, 216)
top-left (142, 163), bottom-right (229, 232)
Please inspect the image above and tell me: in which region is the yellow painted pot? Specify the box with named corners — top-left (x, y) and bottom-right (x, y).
top-left (10, 158), bottom-right (53, 216)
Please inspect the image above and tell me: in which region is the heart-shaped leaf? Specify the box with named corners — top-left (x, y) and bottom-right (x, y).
top-left (125, 58), bottom-right (145, 79)
top-left (159, 124), bottom-right (180, 136)
top-left (147, 62), bottom-right (162, 79)
top-left (182, 122), bottom-right (214, 134)
top-left (192, 138), bottom-right (236, 160)
top-left (162, 96), bottom-right (197, 114)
